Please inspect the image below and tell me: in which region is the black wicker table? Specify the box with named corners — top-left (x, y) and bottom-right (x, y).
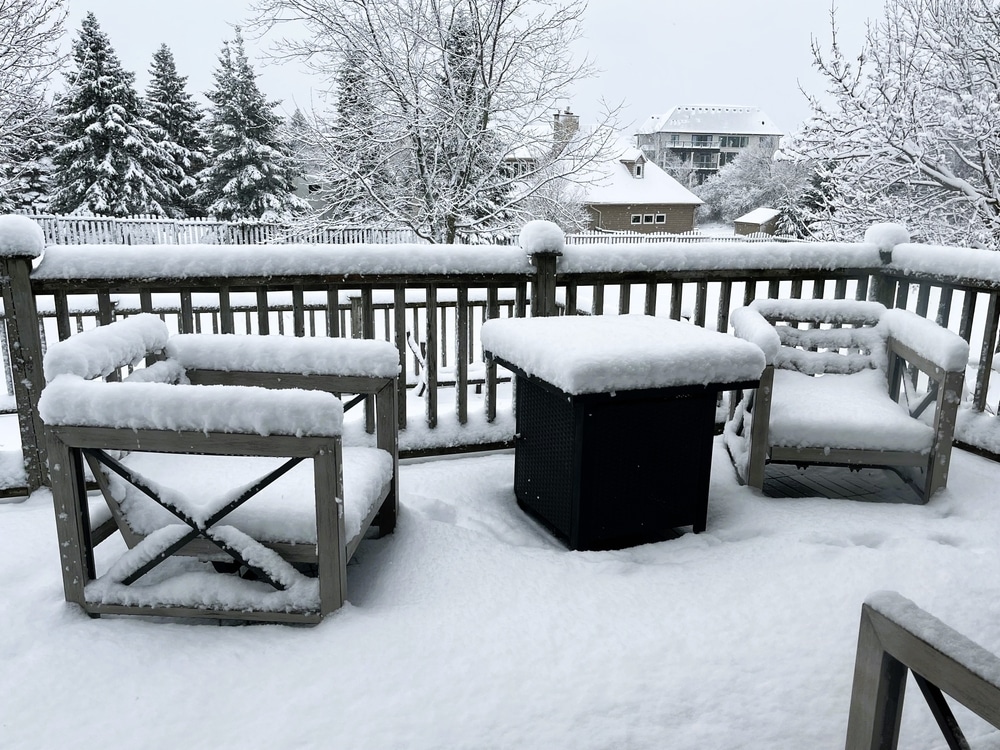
top-left (482, 316), bottom-right (764, 551)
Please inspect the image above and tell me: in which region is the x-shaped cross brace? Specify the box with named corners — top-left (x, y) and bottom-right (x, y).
top-left (83, 448), bottom-right (303, 590)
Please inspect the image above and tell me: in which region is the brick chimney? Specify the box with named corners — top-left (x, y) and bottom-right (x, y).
top-left (552, 107), bottom-right (579, 156)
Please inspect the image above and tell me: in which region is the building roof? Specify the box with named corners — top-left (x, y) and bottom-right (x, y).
top-left (578, 142), bottom-right (703, 207)
top-left (637, 105), bottom-right (783, 137)
top-left (735, 207), bottom-right (781, 224)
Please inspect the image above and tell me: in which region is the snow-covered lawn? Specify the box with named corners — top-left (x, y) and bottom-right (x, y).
top-left (2, 437), bottom-right (999, 748)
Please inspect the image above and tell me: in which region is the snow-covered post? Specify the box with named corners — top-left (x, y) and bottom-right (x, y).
top-left (0, 215), bottom-right (47, 490)
top-left (521, 220), bottom-right (564, 317)
top-left (864, 223), bottom-right (910, 307)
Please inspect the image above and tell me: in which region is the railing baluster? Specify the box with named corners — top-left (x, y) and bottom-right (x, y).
top-left (456, 286), bottom-right (469, 425)
top-left (694, 280), bottom-right (707, 328)
top-left (394, 284), bottom-right (407, 430)
top-left (219, 285), bottom-right (234, 334)
top-left (644, 281), bottom-right (658, 316)
top-left (716, 281), bottom-right (732, 333)
top-left (485, 284), bottom-right (499, 422)
top-left (425, 284), bottom-right (438, 429)
top-left (974, 292), bottom-right (999, 413)
top-left (256, 288), bottom-right (269, 335)
top-left (670, 281), bottom-right (683, 320)
top-left (292, 285), bottom-right (305, 337)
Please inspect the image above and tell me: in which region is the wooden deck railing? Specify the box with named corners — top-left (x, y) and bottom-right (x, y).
top-left (5, 219), bottom-right (1000, 495)
top-left (845, 591), bottom-right (1000, 749)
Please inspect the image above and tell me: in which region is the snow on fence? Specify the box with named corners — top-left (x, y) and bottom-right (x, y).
top-left (4, 216), bottom-right (1000, 496)
top-left (16, 213), bottom-right (424, 246)
top-left (564, 230), bottom-right (801, 244)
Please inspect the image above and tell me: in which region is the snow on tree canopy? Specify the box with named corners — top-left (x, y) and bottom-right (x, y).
top-left (864, 222), bottom-right (910, 251)
top-left (166, 334), bottom-right (400, 378)
top-left (0, 214), bottom-right (44, 257)
top-left (39, 376), bottom-right (344, 437)
top-left (518, 220), bottom-right (565, 254)
top-left (42, 313), bottom-right (169, 382)
top-left (481, 315), bottom-right (765, 395)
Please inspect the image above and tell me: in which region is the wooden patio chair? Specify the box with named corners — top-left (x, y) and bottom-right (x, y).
top-left (39, 314), bottom-right (400, 624)
top-left (724, 299), bottom-right (968, 503)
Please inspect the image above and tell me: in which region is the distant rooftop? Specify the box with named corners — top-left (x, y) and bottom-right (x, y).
top-left (637, 105), bottom-right (783, 137)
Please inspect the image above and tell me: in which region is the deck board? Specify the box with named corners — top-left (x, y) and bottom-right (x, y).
top-left (762, 464), bottom-right (919, 503)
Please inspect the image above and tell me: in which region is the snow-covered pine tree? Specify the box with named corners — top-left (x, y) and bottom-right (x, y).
top-left (146, 44), bottom-right (209, 217)
top-left (196, 30), bottom-right (305, 221)
top-left (50, 12), bottom-right (180, 216)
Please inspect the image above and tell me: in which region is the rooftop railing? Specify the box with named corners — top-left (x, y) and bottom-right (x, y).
top-left (4, 218), bottom-right (1000, 497)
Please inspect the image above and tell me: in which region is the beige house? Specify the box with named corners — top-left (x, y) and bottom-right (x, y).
top-left (635, 105), bottom-right (783, 184)
top-left (576, 145), bottom-right (704, 234)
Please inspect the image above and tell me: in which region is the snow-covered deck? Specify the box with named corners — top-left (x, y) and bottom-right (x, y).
top-left (2, 428), bottom-right (999, 747)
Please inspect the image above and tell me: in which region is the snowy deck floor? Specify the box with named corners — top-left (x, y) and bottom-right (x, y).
top-left (763, 464), bottom-right (919, 503)
top-left (2, 436), bottom-right (1000, 748)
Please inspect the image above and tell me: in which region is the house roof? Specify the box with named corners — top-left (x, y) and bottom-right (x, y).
top-left (578, 141), bottom-right (703, 207)
top-left (637, 105), bottom-right (783, 137)
top-left (735, 207), bottom-right (781, 224)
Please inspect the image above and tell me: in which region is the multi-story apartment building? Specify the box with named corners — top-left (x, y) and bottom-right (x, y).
top-left (635, 105), bottom-right (783, 183)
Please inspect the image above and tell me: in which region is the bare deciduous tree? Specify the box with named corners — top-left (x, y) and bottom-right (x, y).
top-left (794, 0), bottom-right (1000, 246)
top-left (251, 0), bottom-right (617, 242)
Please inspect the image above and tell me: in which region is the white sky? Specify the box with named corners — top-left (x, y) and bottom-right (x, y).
top-left (64, 0), bottom-right (877, 138)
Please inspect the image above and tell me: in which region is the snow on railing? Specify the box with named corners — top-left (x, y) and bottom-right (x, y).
top-left (5, 215), bottom-right (1000, 495)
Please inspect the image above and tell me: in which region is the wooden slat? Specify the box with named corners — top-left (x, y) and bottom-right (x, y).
top-left (456, 286), bottom-right (469, 424)
top-left (670, 281), bottom-right (683, 320)
top-left (179, 290), bottom-right (194, 334)
top-left (716, 280), bottom-right (732, 333)
top-left (644, 281), bottom-right (658, 316)
top-left (257, 288), bottom-right (270, 335)
top-left (219, 285), bottom-right (234, 334)
top-left (394, 285), bottom-right (407, 430)
top-left (694, 280), bottom-right (707, 327)
top-left (292, 284), bottom-right (305, 337)
top-left (486, 284), bottom-right (499, 422)
top-left (974, 292), bottom-right (999, 412)
top-left (425, 284), bottom-right (438, 429)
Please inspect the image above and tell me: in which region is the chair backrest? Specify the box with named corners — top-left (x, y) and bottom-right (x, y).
top-left (745, 299), bottom-right (888, 376)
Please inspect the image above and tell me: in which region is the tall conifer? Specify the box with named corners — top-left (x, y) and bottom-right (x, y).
top-left (196, 30), bottom-right (304, 221)
top-left (50, 12), bottom-right (179, 216)
top-left (146, 44), bottom-right (209, 217)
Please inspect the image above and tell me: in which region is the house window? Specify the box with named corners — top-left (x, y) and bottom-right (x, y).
top-left (634, 163), bottom-right (643, 178)
top-left (643, 214), bottom-right (654, 224)
top-left (692, 134), bottom-right (712, 147)
top-left (693, 152), bottom-right (717, 169)
top-left (631, 214), bottom-right (642, 225)
top-left (655, 214), bottom-right (666, 224)
top-left (720, 136), bottom-right (749, 148)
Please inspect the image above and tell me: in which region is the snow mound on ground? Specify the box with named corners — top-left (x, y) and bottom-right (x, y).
top-left (519, 220), bottom-right (565, 254)
top-left (0, 215), bottom-right (44, 258)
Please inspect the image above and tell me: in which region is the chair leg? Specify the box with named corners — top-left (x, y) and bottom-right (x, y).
top-left (46, 433), bottom-right (95, 607)
top-left (314, 445), bottom-right (346, 617)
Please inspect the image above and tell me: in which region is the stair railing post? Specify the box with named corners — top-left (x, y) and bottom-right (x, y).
top-left (0, 216), bottom-right (48, 491)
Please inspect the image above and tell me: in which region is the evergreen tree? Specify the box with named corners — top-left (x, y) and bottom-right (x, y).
top-left (145, 44), bottom-right (209, 217)
top-left (196, 30), bottom-right (305, 221)
top-left (49, 12), bottom-right (179, 216)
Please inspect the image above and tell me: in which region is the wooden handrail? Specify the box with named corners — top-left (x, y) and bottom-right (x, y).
top-left (845, 591), bottom-right (1000, 749)
top-left (8, 220), bottom-right (1000, 494)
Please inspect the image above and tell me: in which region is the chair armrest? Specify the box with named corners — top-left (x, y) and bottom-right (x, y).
top-left (39, 376), bottom-right (344, 437)
top-left (731, 307), bottom-right (781, 365)
top-left (880, 309), bottom-right (969, 374)
top-left (43, 314), bottom-right (169, 382)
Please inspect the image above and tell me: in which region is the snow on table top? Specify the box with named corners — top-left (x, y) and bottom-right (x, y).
top-left (481, 315), bottom-right (765, 395)
top-left (42, 313), bottom-right (169, 382)
top-left (39, 376), bottom-right (345, 437)
top-left (166, 334), bottom-right (400, 378)
top-left (31, 243), bottom-right (535, 279)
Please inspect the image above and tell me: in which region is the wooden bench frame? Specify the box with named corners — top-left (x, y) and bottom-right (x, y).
top-left (726, 302), bottom-right (965, 503)
top-left (46, 361), bottom-right (398, 625)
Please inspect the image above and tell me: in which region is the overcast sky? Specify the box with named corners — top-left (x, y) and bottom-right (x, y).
top-left (65, 0), bottom-right (878, 138)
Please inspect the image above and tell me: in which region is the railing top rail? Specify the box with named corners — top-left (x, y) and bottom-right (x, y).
top-left (30, 243), bottom-right (535, 287)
